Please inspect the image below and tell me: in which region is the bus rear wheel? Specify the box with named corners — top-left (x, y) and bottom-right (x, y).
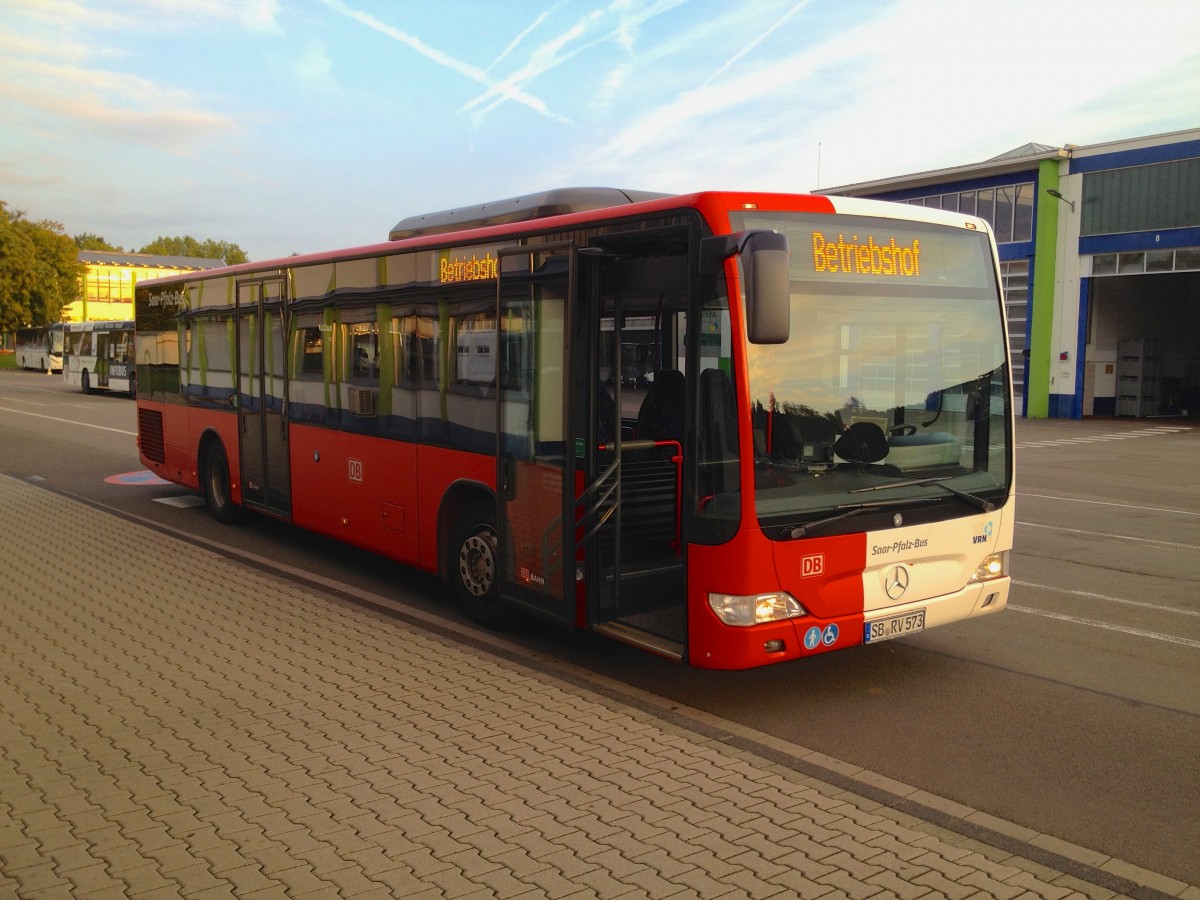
top-left (203, 442), bottom-right (241, 524)
top-left (451, 501), bottom-right (504, 627)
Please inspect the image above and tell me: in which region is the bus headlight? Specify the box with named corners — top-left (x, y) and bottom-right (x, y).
top-left (970, 551), bottom-right (1008, 583)
top-left (707, 591), bottom-right (806, 626)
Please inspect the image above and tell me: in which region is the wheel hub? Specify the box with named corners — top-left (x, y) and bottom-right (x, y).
top-left (459, 533), bottom-right (495, 597)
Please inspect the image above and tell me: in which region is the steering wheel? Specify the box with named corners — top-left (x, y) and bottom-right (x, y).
top-left (890, 424), bottom-right (917, 436)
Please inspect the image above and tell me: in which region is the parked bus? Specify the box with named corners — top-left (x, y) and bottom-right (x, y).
top-left (63, 320), bottom-right (135, 395)
top-left (14, 323), bottom-right (65, 373)
top-left (134, 188), bottom-right (1014, 670)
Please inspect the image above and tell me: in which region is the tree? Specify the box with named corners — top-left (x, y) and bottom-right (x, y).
top-left (75, 232), bottom-right (125, 252)
top-left (0, 202), bottom-right (84, 332)
top-left (138, 235), bottom-right (249, 265)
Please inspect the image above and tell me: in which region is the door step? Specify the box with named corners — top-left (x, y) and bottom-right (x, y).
top-left (601, 560), bottom-right (681, 584)
top-left (592, 621), bottom-right (684, 661)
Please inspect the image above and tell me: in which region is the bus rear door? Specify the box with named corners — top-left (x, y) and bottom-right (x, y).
top-left (495, 244), bottom-right (578, 626)
top-left (236, 277), bottom-right (292, 518)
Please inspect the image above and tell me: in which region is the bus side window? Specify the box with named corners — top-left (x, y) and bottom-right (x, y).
top-left (414, 314), bottom-right (437, 385)
top-left (342, 320), bottom-right (378, 384)
top-left (298, 326), bottom-right (324, 375)
top-left (699, 367), bottom-right (739, 496)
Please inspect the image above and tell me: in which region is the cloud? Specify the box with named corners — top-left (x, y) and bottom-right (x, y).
top-left (0, 57), bottom-right (239, 154)
top-left (575, 35), bottom-right (840, 173)
top-left (294, 41), bottom-right (335, 89)
top-left (131, 0), bottom-right (281, 31)
top-left (0, 0), bottom-right (250, 155)
top-left (3, 0), bottom-right (281, 32)
top-left (561, 0), bottom-right (1200, 193)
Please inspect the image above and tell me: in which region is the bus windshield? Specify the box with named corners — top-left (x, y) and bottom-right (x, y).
top-left (730, 210), bottom-right (1011, 533)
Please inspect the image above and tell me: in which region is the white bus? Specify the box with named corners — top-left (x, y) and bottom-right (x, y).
top-left (14, 324), bottom-right (65, 373)
top-left (63, 320), bottom-right (135, 395)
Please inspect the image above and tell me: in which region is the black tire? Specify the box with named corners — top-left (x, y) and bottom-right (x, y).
top-left (450, 500), bottom-right (504, 627)
top-left (203, 441), bottom-right (241, 524)
top-left (81, 369), bottom-right (91, 394)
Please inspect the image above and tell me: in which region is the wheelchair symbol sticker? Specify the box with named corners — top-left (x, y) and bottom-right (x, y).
top-left (805, 624), bottom-right (840, 650)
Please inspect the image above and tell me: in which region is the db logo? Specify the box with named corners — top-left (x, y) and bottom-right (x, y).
top-left (347, 458), bottom-right (364, 483)
top-left (801, 554), bottom-right (825, 577)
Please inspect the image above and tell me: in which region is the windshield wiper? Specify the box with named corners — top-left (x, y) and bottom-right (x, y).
top-left (850, 476), bottom-right (995, 512)
top-left (780, 497), bottom-right (913, 539)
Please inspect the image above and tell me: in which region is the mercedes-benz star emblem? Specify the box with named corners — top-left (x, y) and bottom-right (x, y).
top-left (884, 565), bottom-right (909, 601)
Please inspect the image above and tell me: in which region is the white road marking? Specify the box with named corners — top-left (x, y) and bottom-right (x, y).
top-left (154, 495), bottom-right (206, 508)
top-left (1016, 425), bottom-right (1192, 450)
top-left (1016, 521), bottom-right (1199, 551)
top-left (1011, 580), bottom-right (1200, 618)
top-left (0, 405), bottom-right (136, 436)
top-left (1018, 492), bottom-right (1200, 517)
top-left (1008, 605), bottom-right (1200, 650)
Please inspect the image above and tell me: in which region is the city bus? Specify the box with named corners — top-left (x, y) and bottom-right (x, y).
top-left (14, 323), bottom-right (65, 373)
top-left (134, 188), bottom-right (1014, 670)
top-left (63, 320), bottom-right (136, 395)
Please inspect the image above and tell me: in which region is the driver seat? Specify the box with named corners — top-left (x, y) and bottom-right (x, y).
top-left (833, 421), bottom-right (889, 464)
top-left (636, 370), bottom-right (685, 442)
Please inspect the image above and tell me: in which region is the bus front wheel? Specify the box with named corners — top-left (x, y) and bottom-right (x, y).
top-left (203, 442), bottom-right (240, 524)
top-left (451, 501), bottom-right (504, 627)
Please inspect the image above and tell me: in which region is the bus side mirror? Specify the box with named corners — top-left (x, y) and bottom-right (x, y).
top-left (742, 231), bottom-right (789, 344)
top-left (700, 230), bottom-right (790, 344)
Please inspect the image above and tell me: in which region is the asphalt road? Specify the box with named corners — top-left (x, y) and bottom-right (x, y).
top-left (2, 368), bottom-right (1198, 886)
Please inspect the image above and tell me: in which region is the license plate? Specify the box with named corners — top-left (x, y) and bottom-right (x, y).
top-left (863, 609), bottom-right (926, 643)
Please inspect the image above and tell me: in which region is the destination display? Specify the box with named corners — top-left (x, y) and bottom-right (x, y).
top-left (437, 247), bottom-right (500, 284)
top-left (811, 231), bottom-right (921, 277)
top-left (732, 211), bottom-right (993, 291)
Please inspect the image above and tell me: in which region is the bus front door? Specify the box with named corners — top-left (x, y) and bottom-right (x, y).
top-left (94, 332), bottom-right (110, 388)
top-left (495, 245), bottom-right (577, 626)
top-left (581, 242), bottom-right (689, 660)
top-left (236, 278), bottom-right (292, 518)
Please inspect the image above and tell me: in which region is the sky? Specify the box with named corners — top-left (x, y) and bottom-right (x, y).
top-left (2, 0), bottom-right (1199, 263)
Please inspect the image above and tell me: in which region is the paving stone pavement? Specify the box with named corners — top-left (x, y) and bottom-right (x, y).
top-left (0, 474), bottom-right (1192, 900)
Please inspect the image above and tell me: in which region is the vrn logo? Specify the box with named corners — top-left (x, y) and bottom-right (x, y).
top-left (973, 521), bottom-right (994, 545)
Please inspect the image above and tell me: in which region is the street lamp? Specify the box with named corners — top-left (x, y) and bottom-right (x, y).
top-left (1046, 189), bottom-right (1075, 212)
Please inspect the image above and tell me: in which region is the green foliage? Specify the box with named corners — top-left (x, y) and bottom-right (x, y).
top-left (138, 235), bottom-right (249, 265)
top-left (0, 202), bottom-right (84, 332)
top-left (75, 232), bottom-right (124, 252)
top-left (2, 198), bottom-right (252, 335)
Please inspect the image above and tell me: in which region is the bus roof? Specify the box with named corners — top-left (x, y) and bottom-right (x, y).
top-left (133, 189), bottom-right (990, 290)
top-left (65, 320), bottom-right (135, 332)
top-left (388, 187), bottom-right (669, 240)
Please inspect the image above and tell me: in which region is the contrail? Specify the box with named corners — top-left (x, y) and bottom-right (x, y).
top-left (313, 0), bottom-right (564, 121)
top-left (701, 0), bottom-right (812, 87)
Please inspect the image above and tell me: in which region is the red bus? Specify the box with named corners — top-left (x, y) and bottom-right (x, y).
top-left (134, 188), bottom-right (1013, 669)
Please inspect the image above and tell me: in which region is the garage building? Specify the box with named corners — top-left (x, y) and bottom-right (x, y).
top-left (823, 128), bottom-right (1200, 419)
